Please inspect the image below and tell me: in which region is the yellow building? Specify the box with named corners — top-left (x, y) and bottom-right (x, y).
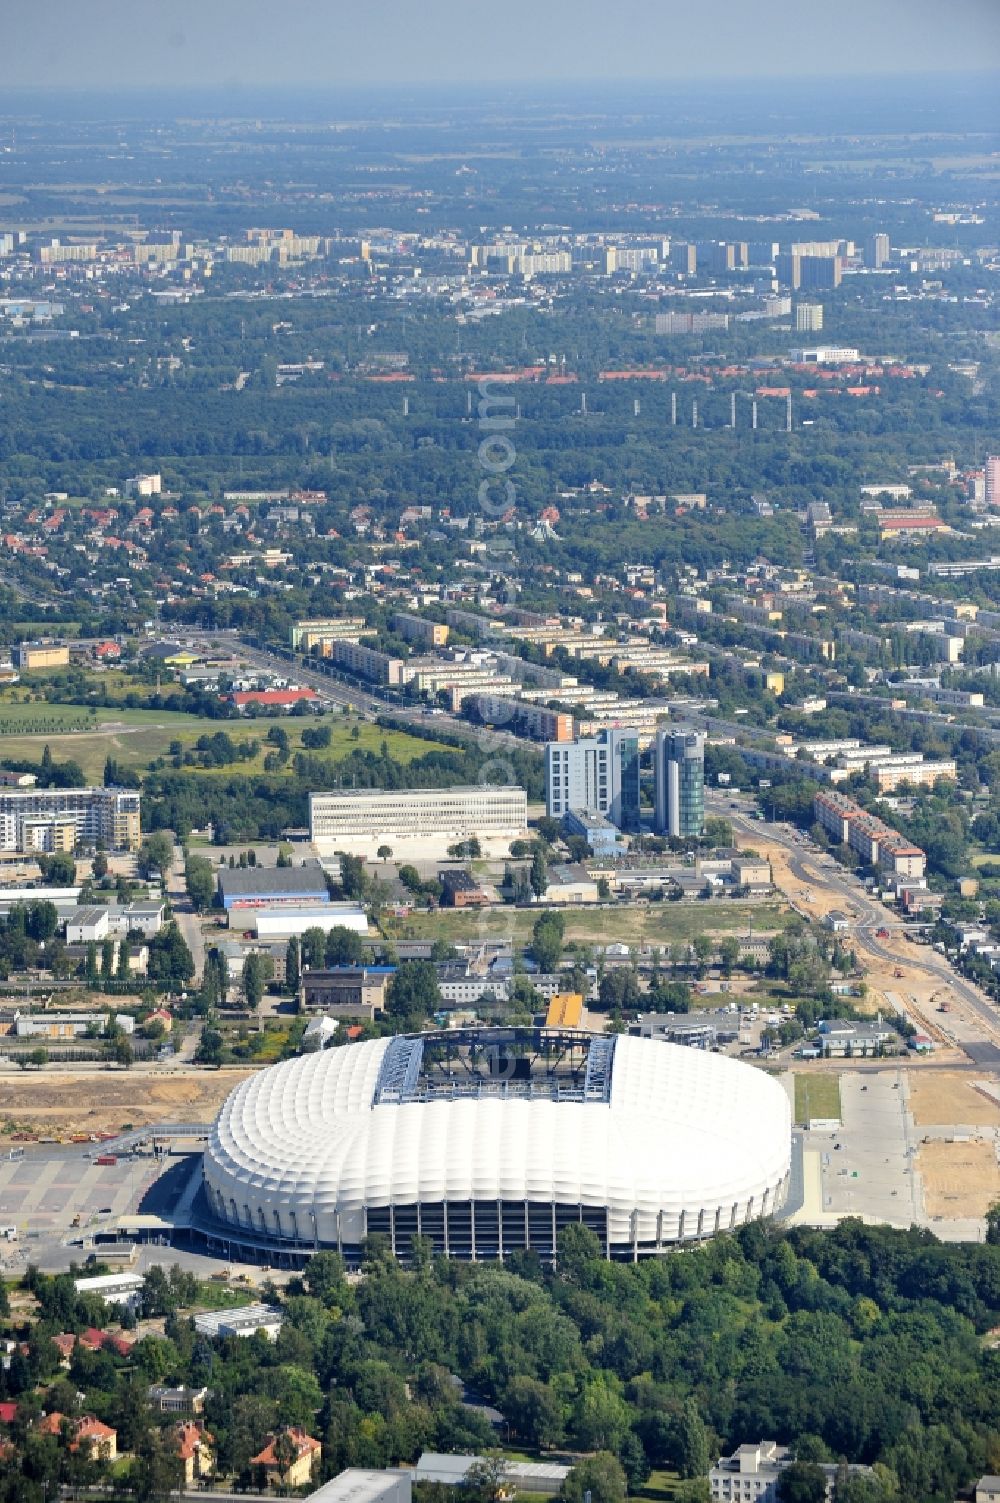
top-left (13, 642), bottom-right (70, 671)
top-left (545, 993), bottom-right (585, 1028)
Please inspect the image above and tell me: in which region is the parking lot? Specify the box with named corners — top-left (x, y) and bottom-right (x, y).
top-left (0, 1143), bottom-right (166, 1270)
top-left (794, 1068), bottom-right (923, 1230)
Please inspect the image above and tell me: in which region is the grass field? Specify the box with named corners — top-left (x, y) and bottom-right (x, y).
top-left (636, 1469), bottom-right (686, 1502)
top-left (794, 1073), bottom-right (842, 1126)
top-left (0, 707), bottom-right (448, 783)
top-left (381, 901), bottom-right (792, 951)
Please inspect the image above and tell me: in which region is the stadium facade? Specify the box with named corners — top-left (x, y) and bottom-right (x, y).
top-left (202, 1030), bottom-right (791, 1263)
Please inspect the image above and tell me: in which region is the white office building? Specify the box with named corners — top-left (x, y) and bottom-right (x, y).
top-left (309, 786), bottom-right (527, 855)
top-left (544, 728), bottom-right (641, 832)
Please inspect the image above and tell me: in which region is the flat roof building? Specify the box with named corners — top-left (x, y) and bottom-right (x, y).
top-left (218, 860), bottom-right (330, 911)
top-left (309, 786), bottom-right (527, 853)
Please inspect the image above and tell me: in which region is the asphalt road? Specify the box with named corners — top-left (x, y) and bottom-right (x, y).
top-left (167, 843), bottom-right (206, 983)
top-left (710, 792), bottom-right (1000, 1059)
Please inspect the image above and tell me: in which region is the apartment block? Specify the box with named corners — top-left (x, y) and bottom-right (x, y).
top-left (392, 611), bottom-right (450, 648)
top-left (0, 787), bottom-right (141, 853)
top-left (332, 639), bottom-right (407, 685)
top-left (813, 791), bottom-right (925, 880)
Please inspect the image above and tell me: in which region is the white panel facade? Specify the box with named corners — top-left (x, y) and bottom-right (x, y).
top-left (204, 1035), bottom-right (791, 1257)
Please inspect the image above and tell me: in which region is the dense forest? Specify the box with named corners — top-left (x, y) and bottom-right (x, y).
top-left (3, 1221), bottom-right (1000, 1503)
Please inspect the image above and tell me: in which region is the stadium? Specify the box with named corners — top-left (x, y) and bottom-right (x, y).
top-left (202, 1028), bottom-right (792, 1263)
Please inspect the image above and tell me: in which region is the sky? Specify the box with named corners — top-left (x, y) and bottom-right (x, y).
top-left (1, 0), bottom-right (999, 91)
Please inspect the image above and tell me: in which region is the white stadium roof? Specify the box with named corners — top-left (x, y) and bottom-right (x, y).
top-left (203, 1032), bottom-right (791, 1257)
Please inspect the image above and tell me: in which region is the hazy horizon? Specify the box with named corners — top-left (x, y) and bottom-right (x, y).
top-left (2, 0), bottom-right (998, 91)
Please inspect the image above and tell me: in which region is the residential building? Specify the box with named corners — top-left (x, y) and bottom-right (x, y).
top-left (545, 728), bottom-right (640, 832)
top-left (976, 1478), bottom-right (1000, 1503)
top-left (38, 1414), bottom-right (117, 1462)
top-left (0, 786), bottom-right (140, 853)
top-left (655, 312), bottom-right (730, 335)
top-left (392, 611), bottom-right (449, 648)
top-left (252, 1428), bottom-right (321, 1489)
top-left (813, 791), bottom-right (926, 880)
top-left (867, 232), bottom-right (891, 268)
top-left (795, 302), bottom-right (823, 332)
top-left (172, 1421), bottom-right (215, 1485)
top-left (467, 694), bottom-right (573, 743)
top-left (332, 639), bottom-right (407, 685)
top-left (654, 728), bottom-right (705, 838)
top-left (309, 786), bottom-right (527, 847)
top-left (986, 455), bottom-right (1000, 510)
top-left (147, 1385), bottom-right (210, 1416)
top-left (291, 617), bottom-right (368, 650)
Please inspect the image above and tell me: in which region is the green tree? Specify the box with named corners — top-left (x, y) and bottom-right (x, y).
top-left (286, 936), bottom-right (301, 994)
top-left (718, 936), bottom-right (740, 975)
top-left (113, 1035), bottom-right (134, 1069)
top-left (503, 1376), bottom-right (565, 1449)
top-left (559, 1453), bottom-right (627, 1503)
top-left (531, 911), bottom-right (565, 971)
top-left (691, 933), bottom-right (713, 975)
top-left (325, 926), bottom-right (365, 967)
top-left (243, 952), bottom-right (265, 1012)
top-left (185, 855), bottom-right (216, 912)
top-left (986, 1200), bottom-right (1000, 1245)
top-left (463, 1454), bottom-right (510, 1503)
top-left (530, 846), bottom-right (549, 899)
top-left (675, 1400), bottom-right (710, 1480)
top-left (776, 1462), bottom-right (828, 1503)
top-left (385, 960), bottom-right (440, 1028)
top-left (137, 831), bottom-right (174, 881)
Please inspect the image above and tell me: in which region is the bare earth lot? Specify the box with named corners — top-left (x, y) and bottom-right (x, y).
top-left (909, 1072), bottom-right (1000, 1128)
top-left (0, 1068), bottom-right (253, 1137)
top-left (918, 1139), bottom-right (1000, 1218)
